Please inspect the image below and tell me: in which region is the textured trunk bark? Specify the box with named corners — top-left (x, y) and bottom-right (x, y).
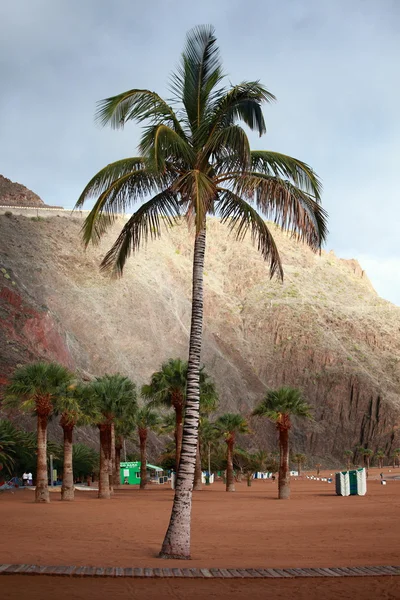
top-left (160, 227), bottom-right (206, 559)
top-left (346, 458), bottom-right (351, 470)
top-left (139, 429), bottom-right (148, 490)
top-left (193, 439), bottom-right (202, 491)
top-left (297, 461), bottom-right (301, 476)
top-left (278, 428), bottom-right (290, 499)
top-left (98, 425), bottom-right (111, 499)
top-left (61, 425), bottom-right (74, 501)
top-left (115, 442), bottom-right (122, 487)
top-left (35, 414), bottom-right (50, 503)
top-left (175, 404), bottom-right (183, 473)
top-left (109, 423), bottom-right (115, 494)
top-left (208, 443), bottom-right (211, 476)
top-left (226, 440), bottom-right (235, 492)
top-left (247, 472), bottom-right (252, 487)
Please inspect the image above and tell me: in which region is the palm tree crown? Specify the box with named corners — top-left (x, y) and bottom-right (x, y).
top-left (215, 413), bottom-right (250, 440)
top-left (88, 374), bottom-right (137, 422)
top-left (252, 386), bottom-right (312, 430)
top-left (75, 25), bottom-right (327, 276)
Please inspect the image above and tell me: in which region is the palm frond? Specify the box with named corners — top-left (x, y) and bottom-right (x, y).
top-left (232, 173), bottom-right (328, 250)
top-left (206, 81), bottom-right (275, 138)
top-left (100, 189), bottom-right (182, 276)
top-left (76, 159), bottom-right (174, 246)
top-left (253, 387), bottom-right (313, 422)
top-left (216, 188), bottom-right (283, 279)
top-left (201, 125), bottom-right (250, 169)
top-left (251, 151), bottom-right (322, 200)
top-left (139, 124), bottom-right (194, 171)
top-left (95, 89), bottom-right (186, 138)
top-left (170, 25), bottom-right (224, 137)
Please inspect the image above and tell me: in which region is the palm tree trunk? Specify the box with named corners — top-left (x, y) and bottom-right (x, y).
top-left (139, 428), bottom-right (148, 490)
top-left (297, 461), bottom-right (301, 476)
top-left (159, 227), bottom-right (206, 559)
top-left (175, 403), bottom-right (183, 473)
top-left (278, 428), bottom-right (290, 500)
top-left (208, 442), bottom-right (211, 476)
top-left (35, 414), bottom-right (50, 503)
top-left (226, 440), bottom-right (235, 492)
top-left (98, 424), bottom-right (111, 499)
top-left (115, 439), bottom-right (122, 486)
top-left (61, 425), bottom-right (74, 501)
top-left (193, 439), bottom-right (202, 490)
top-left (247, 472), bottom-right (252, 487)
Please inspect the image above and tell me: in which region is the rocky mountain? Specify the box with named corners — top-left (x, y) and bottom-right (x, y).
top-left (0, 174), bottom-right (53, 208)
top-left (0, 212), bottom-right (399, 464)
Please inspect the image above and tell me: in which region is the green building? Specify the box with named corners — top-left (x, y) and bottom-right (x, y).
top-left (120, 461), bottom-right (166, 485)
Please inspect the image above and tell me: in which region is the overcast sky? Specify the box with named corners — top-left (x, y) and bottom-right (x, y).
top-left (1, 0), bottom-right (399, 305)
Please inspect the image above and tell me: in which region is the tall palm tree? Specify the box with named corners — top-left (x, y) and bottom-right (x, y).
top-left (142, 359), bottom-right (187, 472)
top-left (135, 406), bottom-right (161, 489)
top-left (0, 419), bottom-right (18, 479)
top-left (293, 452), bottom-right (306, 476)
top-left (375, 449), bottom-right (385, 470)
top-left (86, 374), bottom-right (137, 499)
top-left (4, 362), bottom-right (73, 502)
top-left (253, 387), bottom-right (312, 499)
top-left (343, 449), bottom-right (353, 470)
top-left (75, 25), bottom-right (327, 558)
top-left (214, 413), bottom-right (249, 492)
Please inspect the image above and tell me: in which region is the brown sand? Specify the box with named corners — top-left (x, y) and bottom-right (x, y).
top-left (1, 469), bottom-right (400, 598)
top-left (2, 575), bottom-right (400, 600)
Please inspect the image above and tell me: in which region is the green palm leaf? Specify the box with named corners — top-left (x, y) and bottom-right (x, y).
top-left (216, 188), bottom-right (283, 279)
top-left (100, 189), bottom-right (182, 276)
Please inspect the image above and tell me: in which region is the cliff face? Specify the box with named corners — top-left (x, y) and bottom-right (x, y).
top-left (0, 174), bottom-right (54, 208)
top-left (0, 213), bottom-right (399, 462)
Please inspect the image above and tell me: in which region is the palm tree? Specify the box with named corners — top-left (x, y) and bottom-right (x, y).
top-left (136, 406), bottom-right (161, 489)
top-left (343, 449), bottom-right (353, 470)
top-left (253, 387), bottom-right (312, 499)
top-left (4, 362), bottom-right (73, 502)
top-left (86, 374), bottom-right (137, 499)
top-left (75, 25), bottom-right (326, 558)
top-left (142, 359), bottom-right (187, 472)
top-left (375, 449), bottom-right (385, 469)
top-left (234, 448), bottom-right (267, 487)
top-left (194, 370), bottom-right (218, 490)
top-left (58, 383), bottom-right (100, 501)
top-left (214, 414), bottom-right (249, 491)
top-left (315, 463), bottom-right (322, 476)
top-left (293, 452), bottom-right (306, 476)
top-left (0, 420), bottom-right (18, 479)
top-left (392, 448), bottom-right (400, 468)
top-left (359, 447), bottom-right (374, 472)
top-left (71, 443), bottom-right (98, 482)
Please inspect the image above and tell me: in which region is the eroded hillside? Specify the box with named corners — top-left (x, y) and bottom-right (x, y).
top-left (1, 212), bottom-right (399, 462)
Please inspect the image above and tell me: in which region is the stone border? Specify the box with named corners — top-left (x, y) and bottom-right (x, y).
top-left (0, 564), bottom-right (399, 578)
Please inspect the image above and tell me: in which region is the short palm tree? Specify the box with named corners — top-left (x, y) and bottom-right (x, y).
top-left (214, 413), bottom-right (249, 491)
top-left (142, 359), bottom-right (187, 472)
top-left (253, 387), bottom-right (312, 499)
top-left (343, 449), bottom-right (353, 470)
top-left (59, 383), bottom-right (100, 501)
top-left (293, 452), bottom-right (306, 476)
top-left (136, 406), bottom-right (161, 489)
top-left (86, 374), bottom-right (137, 499)
top-left (194, 370), bottom-right (218, 490)
top-left (392, 448), bottom-right (400, 468)
top-left (75, 25), bottom-right (326, 558)
top-left (4, 362), bottom-right (73, 502)
top-left (0, 420), bottom-right (18, 478)
top-left (71, 443), bottom-right (98, 482)
top-left (375, 449), bottom-right (385, 469)
top-left (359, 447), bottom-right (374, 472)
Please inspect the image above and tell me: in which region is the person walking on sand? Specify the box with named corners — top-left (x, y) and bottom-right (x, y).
top-left (22, 472), bottom-right (28, 486)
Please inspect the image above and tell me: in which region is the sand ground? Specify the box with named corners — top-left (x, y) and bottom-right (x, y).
top-left (1, 468), bottom-right (399, 599)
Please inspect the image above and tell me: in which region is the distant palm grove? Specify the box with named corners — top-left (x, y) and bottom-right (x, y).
top-left (1, 24), bottom-right (333, 560)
